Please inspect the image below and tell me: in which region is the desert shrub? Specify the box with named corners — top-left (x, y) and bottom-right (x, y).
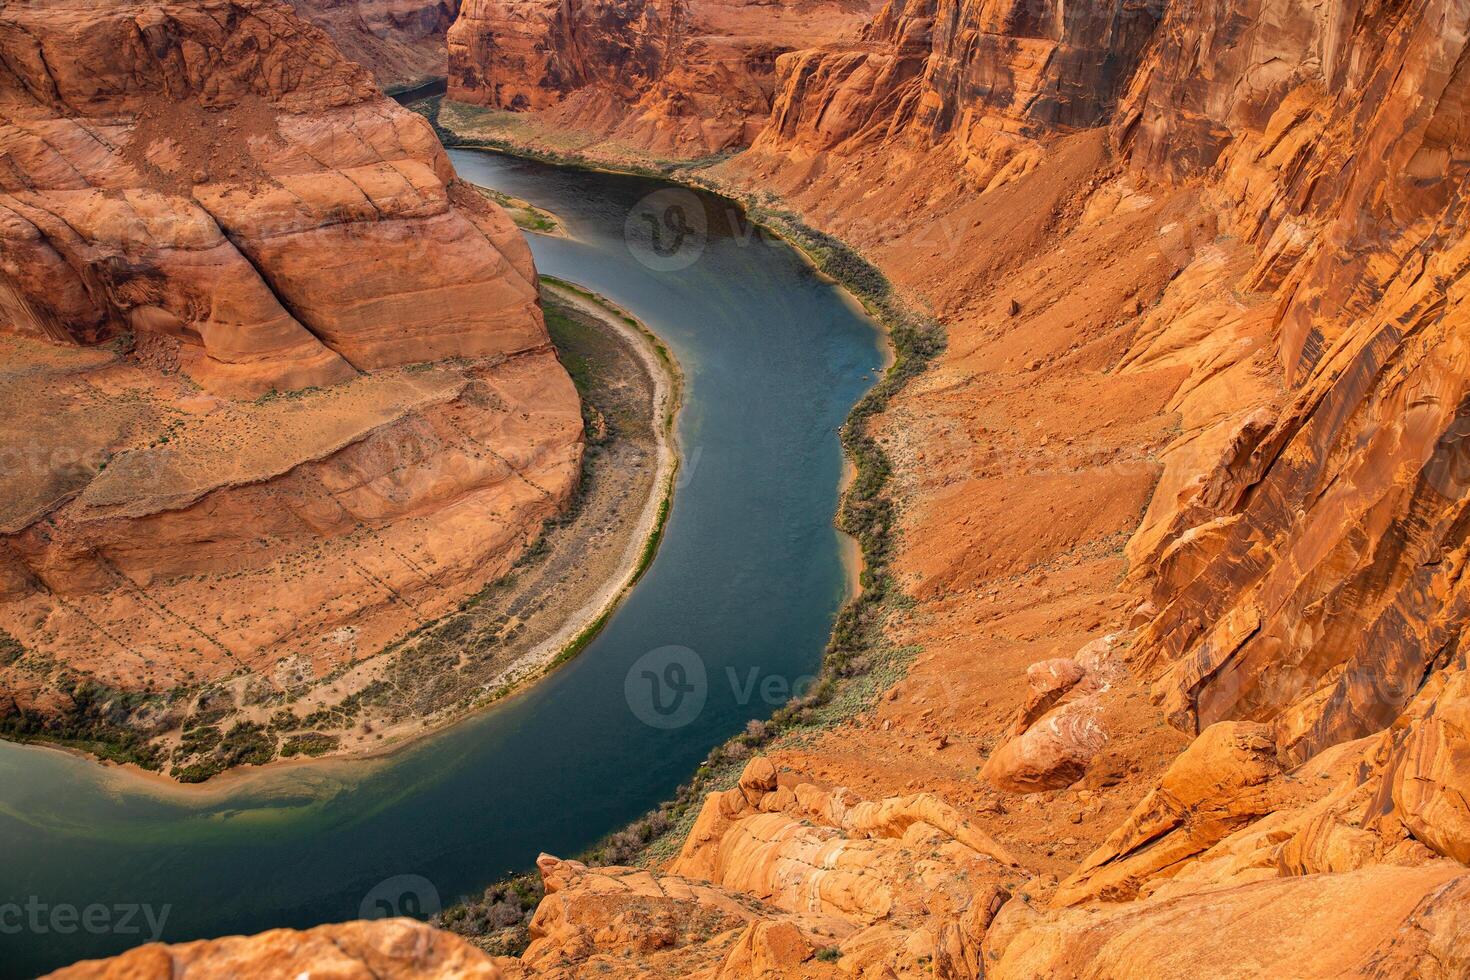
top-left (279, 732), bottom-right (340, 758)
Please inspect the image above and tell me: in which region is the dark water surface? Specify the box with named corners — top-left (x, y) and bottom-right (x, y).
top-left (0, 151), bottom-right (881, 977)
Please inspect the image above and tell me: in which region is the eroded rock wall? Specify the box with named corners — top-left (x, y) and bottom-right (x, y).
top-left (1115, 0), bottom-right (1470, 772)
top-left (0, 0), bottom-right (545, 398)
top-left (753, 0), bottom-right (1163, 184)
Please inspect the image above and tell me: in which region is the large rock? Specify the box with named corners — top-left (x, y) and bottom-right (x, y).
top-left (664, 758), bottom-right (1015, 977)
top-left (1388, 667), bottom-right (1470, 865)
top-left (0, 0), bottom-right (544, 398)
top-left (987, 862), bottom-right (1470, 980)
top-left (982, 657), bottom-right (1106, 794)
top-left (1053, 721), bottom-right (1283, 905)
top-left (0, 0), bottom-right (583, 770)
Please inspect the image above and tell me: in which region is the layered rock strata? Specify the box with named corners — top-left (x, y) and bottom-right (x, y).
top-left (0, 0), bottom-right (582, 775)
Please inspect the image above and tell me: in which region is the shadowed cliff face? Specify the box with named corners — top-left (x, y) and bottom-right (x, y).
top-left (287, 0), bottom-right (462, 89)
top-left (0, 0), bottom-right (583, 777)
top-left (759, 0), bottom-right (1163, 176)
top-left (447, 0), bottom-right (882, 157)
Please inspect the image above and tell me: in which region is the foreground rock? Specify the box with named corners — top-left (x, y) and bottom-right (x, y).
top-left (0, 0), bottom-right (582, 777)
top-left (47, 919), bottom-right (503, 980)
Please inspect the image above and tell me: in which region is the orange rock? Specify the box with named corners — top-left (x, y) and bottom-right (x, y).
top-left (45, 918), bottom-right (503, 979)
top-left (984, 697), bottom-right (1107, 795)
top-left (0, 0), bottom-right (582, 762)
top-left (0, 0), bottom-right (544, 399)
top-left (988, 862), bottom-right (1470, 979)
top-left (716, 920), bottom-right (813, 976)
top-left (1014, 657), bottom-right (1087, 734)
top-left (1053, 721), bottom-right (1281, 905)
top-left (1388, 668), bottom-right (1470, 865)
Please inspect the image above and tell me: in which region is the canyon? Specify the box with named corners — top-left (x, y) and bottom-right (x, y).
top-left (19, 0), bottom-right (1470, 975)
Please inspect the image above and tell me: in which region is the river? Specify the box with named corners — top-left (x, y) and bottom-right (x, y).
top-left (0, 151), bottom-right (883, 977)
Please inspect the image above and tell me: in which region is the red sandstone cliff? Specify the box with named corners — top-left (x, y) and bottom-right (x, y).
top-left (0, 0), bottom-right (582, 775)
top-left (42, 0), bottom-right (1470, 971)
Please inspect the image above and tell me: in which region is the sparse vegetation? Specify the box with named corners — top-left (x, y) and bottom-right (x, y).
top-left (280, 732), bottom-right (340, 758)
top-left (0, 629), bottom-right (24, 667)
top-left (216, 721), bottom-right (276, 767)
top-left (471, 184), bottom-right (561, 234)
top-left (0, 676), bottom-right (165, 771)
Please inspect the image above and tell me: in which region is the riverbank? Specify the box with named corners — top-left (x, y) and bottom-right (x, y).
top-left (474, 279), bottom-right (681, 692)
top-left (469, 184), bottom-right (568, 237)
top-left (3, 286), bottom-right (681, 792)
top-left (428, 104), bottom-right (945, 951)
top-left (434, 93), bottom-right (940, 773)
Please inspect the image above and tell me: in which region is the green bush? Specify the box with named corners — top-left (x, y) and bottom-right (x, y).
top-left (280, 732), bottom-right (341, 758)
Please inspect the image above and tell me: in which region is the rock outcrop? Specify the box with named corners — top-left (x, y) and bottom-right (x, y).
top-left (0, 0), bottom-right (582, 776)
top-left (982, 655), bottom-right (1108, 793)
top-left (0, 0), bottom-right (545, 397)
